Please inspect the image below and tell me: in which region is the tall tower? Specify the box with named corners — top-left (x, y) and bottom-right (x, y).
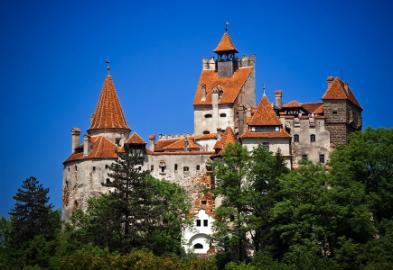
top-left (88, 73), bottom-right (130, 145)
top-left (322, 76), bottom-right (362, 145)
top-left (214, 25), bottom-right (239, 77)
top-left (193, 27), bottom-right (256, 135)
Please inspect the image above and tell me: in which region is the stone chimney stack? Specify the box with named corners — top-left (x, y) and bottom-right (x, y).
top-left (327, 76), bottom-right (335, 87)
top-left (149, 134), bottom-right (155, 152)
top-left (275, 90), bottom-right (282, 107)
top-left (71, 128), bottom-right (81, 153)
top-left (83, 135), bottom-right (89, 157)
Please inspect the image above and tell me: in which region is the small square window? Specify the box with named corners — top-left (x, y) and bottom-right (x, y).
top-left (196, 219), bottom-right (201, 227)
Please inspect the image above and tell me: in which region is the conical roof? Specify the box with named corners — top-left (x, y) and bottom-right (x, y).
top-left (89, 75), bottom-right (129, 131)
top-left (214, 32), bottom-right (238, 53)
top-left (248, 95), bottom-right (282, 126)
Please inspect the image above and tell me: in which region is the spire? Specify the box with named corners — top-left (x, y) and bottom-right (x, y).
top-left (248, 95), bottom-right (282, 126)
top-left (88, 75), bottom-right (129, 132)
top-left (262, 84), bottom-right (266, 97)
top-left (105, 57), bottom-right (111, 76)
top-left (214, 27), bottom-right (238, 54)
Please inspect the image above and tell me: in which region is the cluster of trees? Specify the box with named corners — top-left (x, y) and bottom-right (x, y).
top-left (213, 128), bottom-right (393, 269)
top-left (0, 128), bottom-right (392, 270)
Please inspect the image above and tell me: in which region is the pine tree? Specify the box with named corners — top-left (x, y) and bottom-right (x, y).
top-left (9, 176), bottom-right (60, 249)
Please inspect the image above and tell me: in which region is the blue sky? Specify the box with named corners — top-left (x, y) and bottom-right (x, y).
top-left (1, 0), bottom-right (392, 216)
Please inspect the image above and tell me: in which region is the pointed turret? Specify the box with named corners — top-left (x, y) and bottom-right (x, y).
top-left (88, 75), bottom-right (130, 132)
top-left (87, 72), bottom-right (130, 145)
top-left (214, 32), bottom-right (238, 54)
top-left (247, 95), bottom-right (282, 126)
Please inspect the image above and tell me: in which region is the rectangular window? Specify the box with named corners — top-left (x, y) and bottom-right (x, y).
top-left (203, 220), bottom-right (208, 227)
top-left (183, 166), bottom-right (189, 172)
top-left (302, 154), bottom-right (308, 161)
top-left (196, 219), bottom-right (201, 227)
top-left (150, 165), bottom-right (154, 171)
top-left (319, 154), bottom-right (325, 163)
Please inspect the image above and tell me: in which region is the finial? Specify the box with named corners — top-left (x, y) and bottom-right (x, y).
top-left (225, 21), bottom-right (229, 32)
top-left (262, 83), bottom-right (266, 97)
top-left (105, 57), bottom-right (111, 76)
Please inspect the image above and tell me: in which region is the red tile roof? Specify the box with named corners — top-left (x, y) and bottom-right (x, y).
top-left (240, 129), bottom-right (291, 139)
top-left (302, 102), bottom-right (323, 114)
top-left (193, 67), bottom-right (253, 106)
top-left (64, 136), bottom-right (120, 163)
top-left (162, 138), bottom-right (201, 151)
top-left (88, 75), bottom-right (129, 131)
top-left (248, 95), bottom-right (282, 126)
top-left (214, 127), bottom-right (236, 151)
top-left (214, 32), bottom-right (238, 53)
top-left (126, 133), bottom-right (146, 145)
top-left (282, 100), bottom-right (302, 108)
top-left (322, 77), bottom-right (362, 108)
top-left (193, 133), bottom-right (217, 140)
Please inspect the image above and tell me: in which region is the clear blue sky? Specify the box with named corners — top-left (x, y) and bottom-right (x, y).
top-left (1, 0), bottom-right (392, 216)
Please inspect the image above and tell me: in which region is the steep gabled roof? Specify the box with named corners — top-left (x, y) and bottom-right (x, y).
top-left (64, 136), bottom-right (119, 163)
top-left (126, 133), bottom-right (146, 145)
top-left (322, 77), bottom-right (362, 109)
top-left (193, 67), bottom-right (253, 106)
top-left (248, 95), bottom-right (281, 126)
top-left (89, 75), bottom-right (129, 131)
top-left (162, 138), bottom-right (201, 151)
top-left (214, 127), bottom-right (236, 151)
top-left (214, 32), bottom-right (238, 53)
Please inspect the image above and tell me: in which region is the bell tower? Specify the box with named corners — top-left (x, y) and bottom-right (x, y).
top-left (214, 23), bottom-right (239, 77)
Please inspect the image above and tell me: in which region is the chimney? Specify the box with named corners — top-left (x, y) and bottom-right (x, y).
top-left (275, 90), bottom-right (283, 107)
top-left (326, 76), bottom-right (335, 87)
top-left (83, 135), bottom-right (89, 157)
top-left (71, 128), bottom-right (81, 153)
top-left (149, 134), bottom-right (155, 152)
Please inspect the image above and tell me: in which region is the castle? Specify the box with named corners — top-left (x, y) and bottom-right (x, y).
top-left (62, 29), bottom-right (362, 255)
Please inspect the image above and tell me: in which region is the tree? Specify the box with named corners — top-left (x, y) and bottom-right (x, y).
top-left (270, 162), bottom-right (375, 267)
top-left (70, 147), bottom-right (190, 255)
top-left (247, 146), bottom-right (289, 256)
top-left (8, 176), bottom-right (60, 249)
top-left (213, 143), bottom-right (252, 263)
top-left (329, 128), bottom-right (393, 223)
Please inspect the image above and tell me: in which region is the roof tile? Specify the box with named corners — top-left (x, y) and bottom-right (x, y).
top-left (248, 95), bottom-right (281, 126)
top-left (214, 32), bottom-right (238, 53)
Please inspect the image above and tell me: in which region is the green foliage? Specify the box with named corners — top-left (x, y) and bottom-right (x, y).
top-left (9, 177), bottom-right (61, 249)
top-left (69, 148), bottom-right (190, 255)
top-left (330, 128), bottom-right (393, 223)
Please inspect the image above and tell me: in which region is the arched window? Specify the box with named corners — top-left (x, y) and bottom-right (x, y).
top-left (293, 134), bottom-right (299, 142)
top-left (310, 134), bottom-right (316, 143)
top-left (220, 113), bottom-right (226, 117)
top-left (194, 243), bottom-right (203, 249)
top-left (204, 114), bottom-right (212, 118)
